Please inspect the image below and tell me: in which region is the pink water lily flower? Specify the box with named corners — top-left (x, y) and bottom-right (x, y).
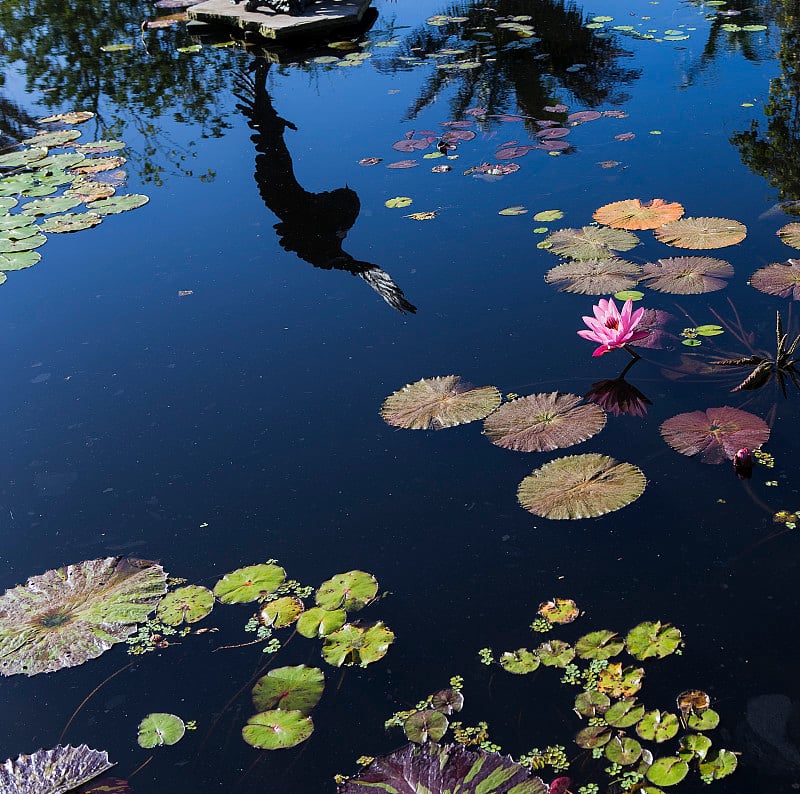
top-left (577, 297), bottom-right (649, 357)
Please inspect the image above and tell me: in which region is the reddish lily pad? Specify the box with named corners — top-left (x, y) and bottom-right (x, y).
top-left (641, 256), bottom-right (733, 294)
top-left (593, 198), bottom-right (684, 230)
top-left (777, 222), bottom-right (800, 249)
top-left (659, 406), bottom-right (770, 463)
top-left (751, 259), bottom-right (800, 299)
top-left (544, 258), bottom-right (641, 294)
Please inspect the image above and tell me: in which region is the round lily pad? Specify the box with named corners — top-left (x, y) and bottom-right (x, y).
top-left (23, 129), bottom-right (82, 148)
top-left (251, 665), bottom-right (324, 714)
top-left (596, 662), bottom-right (645, 698)
top-left (499, 648), bottom-right (540, 673)
top-left (640, 257), bottom-right (733, 294)
top-left (636, 710), bottom-right (680, 742)
top-left (677, 689), bottom-right (710, 717)
top-left (0, 147), bottom-right (48, 169)
top-left (0, 214), bottom-right (37, 231)
top-left (155, 585), bottom-right (214, 626)
top-left (537, 598), bottom-right (579, 624)
top-left (39, 111), bottom-right (95, 124)
top-left (0, 198), bottom-right (18, 211)
top-left (535, 639), bottom-right (574, 667)
top-left (242, 709), bottom-right (313, 750)
top-left (385, 196), bottom-right (413, 209)
top-left (646, 757), bottom-right (689, 787)
top-left (679, 733), bottom-right (712, 760)
top-left (403, 709), bottom-right (448, 743)
top-left (544, 258), bottom-right (642, 294)
top-left (213, 563), bottom-right (286, 604)
top-left (431, 688), bottom-right (464, 714)
top-left (36, 153), bottom-right (86, 170)
top-left (751, 259), bottom-right (800, 300)
top-left (39, 213), bottom-right (102, 233)
top-left (0, 251), bottom-right (41, 271)
top-left (86, 194), bottom-right (149, 215)
top-left (21, 196), bottom-right (82, 217)
top-left (777, 222), bottom-right (800, 249)
top-left (137, 713), bottom-right (186, 748)
top-left (687, 708), bottom-right (720, 731)
top-left (296, 606), bottom-right (346, 638)
top-left (66, 180), bottom-right (116, 203)
top-left (605, 698), bottom-right (646, 728)
top-left (381, 375), bottom-right (502, 430)
top-left (653, 217), bottom-right (746, 249)
top-left (593, 198), bottom-right (684, 230)
top-left (625, 621), bottom-right (682, 659)
top-left (605, 735), bottom-right (642, 765)
top-left (518, 453), bottom-right (646, 520)
top-left (543, 226), bottom-right (639, 259)
top-left (484, 393), bottom-right (606, 452)
top-left (0, 230), bottom-right (46, 252)
top-left (74, 140), bottom-right (127, 155)
top-left (575, 725), bottom-right (612, 749)
top-left (70, 156), bottom-right (126, 174)
top-left (259, 596), bottom-right (304, 628)
top-left (575, 629), bottom-right (624, 660)
top-left (699, 749), bottom-right (737, 780)
top-left (321, 622), bottom-right (394, 667)
top-left (574, 690), bottom-right (610, 717)
top-left (315, 570), bottom-right (378, 611)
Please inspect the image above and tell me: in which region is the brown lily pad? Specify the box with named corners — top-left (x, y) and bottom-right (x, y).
top-left (483, 392), bottom-right (606, 452)
top-left (777, 222), bottom-right (800, 249)
top-left (543, 226), bottom-right (639, 260)
top-left (593, 198), bottom-right (685, 230)
top-left (659, 406), bottom-right (770, 464)
top-left (381, 375), bottom-right (501, 430)
top-left (653, 217), bottom-right (746, 249)
top-left (640, 256), bottom-right (733, 294)
top-left (517, 453), bottom-right (646, 520)
top-left (544, 258), bottom-right (641, 294)
top-left (751, 259), bottom-right (800, 300)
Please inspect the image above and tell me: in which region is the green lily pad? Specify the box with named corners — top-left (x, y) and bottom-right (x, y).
top-left (695, 324), bottom-right (724, 336)
top-left (625, 621), bottom-right (682, 659)
top-left (605, 735), bottom-right (642, 765)
top-left (39, 213), bottom-right (101, 233)
top-left (0, 214), bottom-right (36, 231)
top-left (21, 196), bottom-right (82, 217)
top-left (100, 43), bottom-right (134, 52)
top-left (636, 710), bottom-right (680, 742)
top-left (678, 733), bottom-right (712, 760)
top-left (242, 709), bottom-right (313, 749)
top-left (0, 272), bottom-right (7, 285)
top-left (23, 130), bottom-right (82, 148)
top-left (537, 598), bottom-right (579, 624)
top-left (646, 757), bottom-right (689, 787)
top-left (499, 648), bottom-right (540, 673)
top-left (320, 621), bottom-right (394, 667)
top-left (404, 709), bottom-right (449, 743)
top-left (499, 206), bottom-right (528, 216)
top-left (74, 140), bottom-right (126, 155)
top-left (698, 749), bottom-right (737, 780)
top-left (385, 196), bottom-right (413, 209)
top-left (295, 606), bottom-right (346, 638)
top-left (0, 198), bottom-right (18, 211)
top-left (36, 153), bottom-right (86, 170)
top-left (212, 563), bottom-right (286, 604)
top-left (575, 725), bottom-right (612, 749)
top-left (137, 713), bottom-right (186, 748)
top-left (533, 209), bottom-right (564, 222)
top-left (0, 230), bottom-right (47, 252)
top-left (614, 289), bottom-right (645, 301)
top-left (535, 639), bottom-right (575, 667)
top-left (315, 570), bottom-right (378, 611)
top-left (155, 585), bottom-right (214, 626)
top-left (0, 147), bottom-right (48, 169)
top-left (575, 630), bottom-right (624, 660)
top-left (251, 665), bottom-right (324, 714)
top-left (0, 174), bottom-right (36, 196)
top-left (605, 698), bottom-right (646, 728)
top-left (574, 690), bottom-right (610, 717)
top-left (259, 596), bottom-right (304, 628)
top-left (687, 708), bottom-right (719, 731)
top-left (0, 251), bottom-right (41, 271)
top-left (86, 194), bottom-right (149, 215)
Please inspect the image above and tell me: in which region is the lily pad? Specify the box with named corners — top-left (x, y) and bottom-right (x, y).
top-left (242, 709), bottom-right (313, 750)
top-left (0, 230), bottom-right (46, 252)
top-left (39, 213), bottom-right (102, 233)
top-left (431, 688), bottom-right (464, 714)
top-left (596, 662), bottom-right (645, 698)
top-left (85, 194), bottom-right (148, 215)
top-left (499, 648), bottom-right (540, 673)
top-left (637, 710), bottom-right (680, 742)
top-left (605, 698), bottom-right (646, 728)
top-left (543, 226), bottom-right (639, 259)
top-left (484, 392), bottom-right (605, 452)
top-left (640, 257), bottom-right (733, 294)
top-left (21, 196), bottom-right (82, 217)
top-left (36, 153), bottom-right (86, 171)
top-left (575, 629), bottom-right (625, 660)
top-left (544, 258), bottom-right (642, 294)
top-left (751, 259), bottom-right (800, 300)
top-left (381, 376), bottom-right (501, 430)
top-left (646, 757), bottom-right (689, 787)
top-left (677, 689), bottom-right (710, 718)
top-left (70, 156), bottom-right (126, 174)
top-left (259, 596), bottom-right (304, 628)
top-left (252, 665), bottom-right (324, 714)
top-left (537, 597), bottom-right (579, 624)
top-left (0, 251), bottom-right (41, 271)
top-left (0, 745), bottom-right (114, 794)
top-left (213, 563), bottom-right (286, 604)
top-left (517, 453), bottom-right (646, 520)
top-left (404, 709), bottom-right (449, 743)
top-left (338, 743), bottom-right (548, 794)
top-left (155, 585), bottom-right (214, 626)
top-left (65, 181), bottom-right (116, 203)
top-left (0, 214), bottom-right (37, 231)
top-left (698, 749), bottom-right (737, 779)
top-left (678, 733), bottom-right (712, 760)
top-left (39, 111), bottom-right (95, 124)
top-left (74, 140), bottom-right (126, 155)
top-left (23, 129), bottom-right (82, 148)
top-left (533, 209), bottom-right (563, 221)
top-left (625, 621), bottom-right (682, 659)
top-left (0, 147), bottom-right (48, 169)
top-left (0, 198), bottom-right (18, 211)
top-left (777, 222), bottom-right (800, 249)
top-left (296, 606), bottom-right (346, 638)
top-left (535, 639), bottom-right (575, 667)
top-left (659, 407), bottom-right (770, 464)
top-left (321, 622), bottom-right (394, 667)
top-left (315, 570), bottom-right (377, 611)
top-left (653, 217), bottom-right (746, 249)
top-left (604, 735), bottom-right (642, 765)
top-left (593, 198), bottom-right (684, 229)
top-left (0, 556), bottom-right (167, 676)
top-left (385, 196), bottom-right (413, 209)
top-left (574, 690), bottom-right (611, 717)
top-left (498, 206), bottom-right (528, 216)
top-left (137, 713), bottom-right (185, 748)
top-left (687, 708), bottom-right (720, 731)
top-left (575, 725), bottom-right (612, 749)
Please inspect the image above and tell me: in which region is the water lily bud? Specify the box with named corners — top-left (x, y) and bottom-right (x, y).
top-left (733, 447), bottom-right (753, 479)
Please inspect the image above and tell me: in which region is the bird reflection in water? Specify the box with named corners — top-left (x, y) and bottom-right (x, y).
top-left (234, 59), bottom-right (416, 314)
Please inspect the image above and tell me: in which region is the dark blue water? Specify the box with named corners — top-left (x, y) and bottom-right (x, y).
top-left (2, 0), bottom-right (800, 790)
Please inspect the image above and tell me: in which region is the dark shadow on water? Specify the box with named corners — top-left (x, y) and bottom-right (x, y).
top-left (234, 59), bottom-right (417, 314)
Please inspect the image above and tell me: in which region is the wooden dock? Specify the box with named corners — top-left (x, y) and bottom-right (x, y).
top-left (187, 0), bottom-right (372, 40)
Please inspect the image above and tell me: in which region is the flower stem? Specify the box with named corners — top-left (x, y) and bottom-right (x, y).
top-left (623, 345), bottom-right (641, 362)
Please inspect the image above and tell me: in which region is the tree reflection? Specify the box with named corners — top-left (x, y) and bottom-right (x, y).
top-left (731, 0), bottom-right (800, 201)
top-left (0, 0), bottom-right (237, 184)
top-left (373, 0), bottom-right (640, 124)
top-left (235, 60), bottom-right (416, 314)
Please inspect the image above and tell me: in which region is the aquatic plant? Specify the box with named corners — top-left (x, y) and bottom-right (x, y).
top-left (592, 198), bottom-right (685, 229)
top-left (137, 713), bottom-right (186, 748)
top-left (653, 216), bottom-right (747, 249)
top-left (0, 744), bottom-right (114, 794)
top-left (577, 297), bottom-right (649, 357)
top-left (640, 256), bottom-right (734, 294)
top-left (544, 258), bottom-right (642, 294)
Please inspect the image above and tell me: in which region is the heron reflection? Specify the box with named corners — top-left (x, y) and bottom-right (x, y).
top-left (234, 60), bottom-right (416, 314)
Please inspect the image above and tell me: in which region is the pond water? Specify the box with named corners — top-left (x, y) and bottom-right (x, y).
top-left (2, 0), bottom-right (800, 791)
